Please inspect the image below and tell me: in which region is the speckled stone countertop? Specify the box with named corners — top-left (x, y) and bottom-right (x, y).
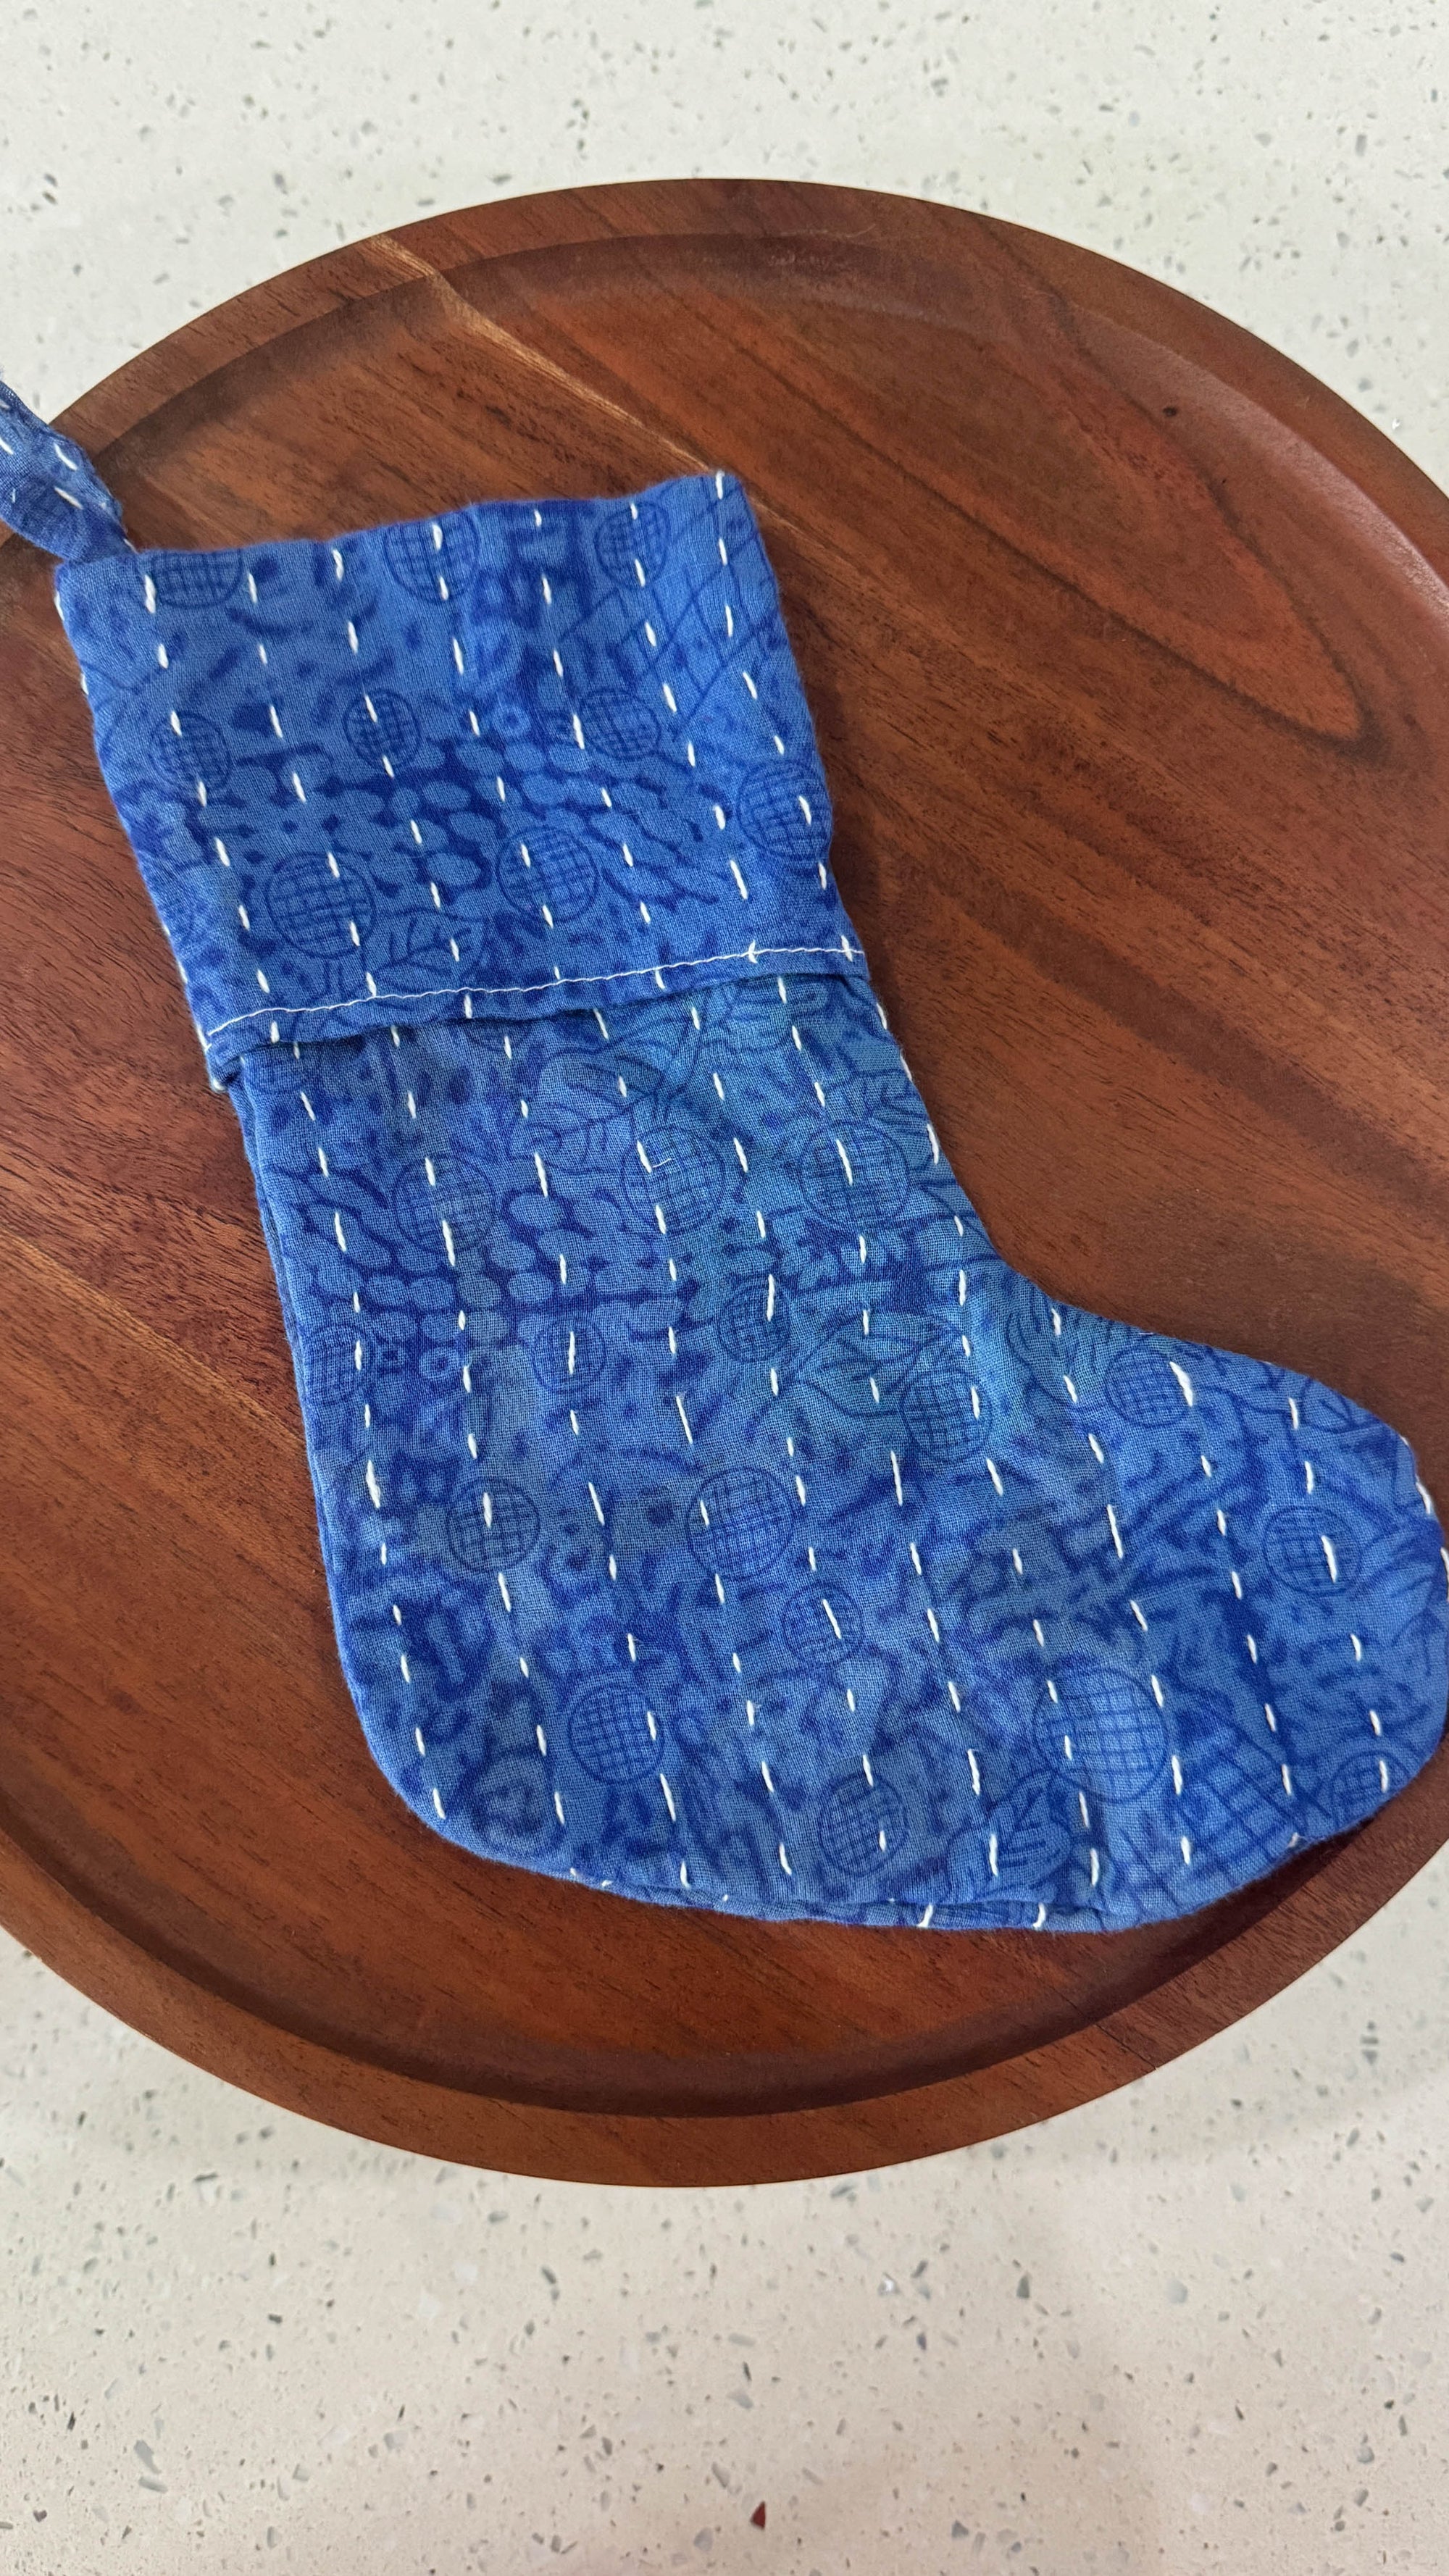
top-left (4, 4), bottom-right (1448, 2568)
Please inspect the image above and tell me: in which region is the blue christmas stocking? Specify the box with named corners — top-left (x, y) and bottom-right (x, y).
top-left (4, 373), bottom-right (1445, 1931)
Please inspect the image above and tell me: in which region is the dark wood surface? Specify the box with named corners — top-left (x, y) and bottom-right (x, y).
top-left (4, 180), bottom-right (1449, 2187)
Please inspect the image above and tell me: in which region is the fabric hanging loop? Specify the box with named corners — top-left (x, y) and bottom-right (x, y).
top-left (0, 379), bottom-right (132, 564)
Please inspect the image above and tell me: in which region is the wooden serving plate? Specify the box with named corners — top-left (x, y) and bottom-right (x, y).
top-left (4, 180), bottom-right (1449, 2186)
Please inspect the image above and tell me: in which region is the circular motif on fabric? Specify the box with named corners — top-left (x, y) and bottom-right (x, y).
top-left (343, 686), bottom-right (421, 766)
top-left (498, 828), bottom-right (599, 925)
top-left (1105, 1342), bottom-right (1192, 1429)
top-left (687, 1468), bottom-right (795, 1583)
top-left (381, 511), bottom-right (478, 600)
top-left (781, 1583), bottom-right (864, 1665)
top-left (593, 494), bottom-right (671, 585)
top-left (567, 1681), bottom-right (659, 1783)
top-left (446, 1480), bottom-right (540, 1573)
top-left (148, 549), bottom-right (242, 606)
top-left (717, 1276), bottom-right (791, 1361)
top-left (1263, 1505), bottom-right (1362, 1595)
top-left (737, 760), bottom-right (823, 857)
top-left (392, 1158), bottom-right (496, 1258)
top-left (577, 687), bottom-right (660, 763)
top-left (818, 1772), bottom-right (909, 1876)
top-left (1325, 1746), bottom-right (1400, 1832)
top-left (901, 1350), bottom-right (990, 1463)
top-left (1042, 1662), bottom-right (1168, 1802)
top-left (262, 860), bottom-right (375, 958)
top-left (490, 688), bottom-right (545, 744)
top-left (798, 1125), bottom-right (909, 1228)
top-left (621, 1125), bottom-right (724, 1234)
top-left (301, 1329), bottom-right (359, 1408)
top-left (149, 710), bottom-right (232, 797)
top-left (530, 1316), bottom-right (607, 1392)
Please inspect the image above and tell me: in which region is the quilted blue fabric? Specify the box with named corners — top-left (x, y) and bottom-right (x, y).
top-left (4, 373), bottom-right (1445, 1932)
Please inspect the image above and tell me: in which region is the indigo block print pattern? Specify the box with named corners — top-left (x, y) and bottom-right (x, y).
top-left (4, 371), bottom-right (1445, 1932)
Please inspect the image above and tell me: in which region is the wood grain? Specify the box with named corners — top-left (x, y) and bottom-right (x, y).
top-left (4, 180), bottom-right (1449, 2186)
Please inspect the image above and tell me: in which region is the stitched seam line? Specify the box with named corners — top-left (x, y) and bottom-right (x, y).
top-left (202, 940), bottom-right (863, 1045)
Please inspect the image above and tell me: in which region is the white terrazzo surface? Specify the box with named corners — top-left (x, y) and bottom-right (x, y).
top-left (4, 4), bottom-right (1449, 2568)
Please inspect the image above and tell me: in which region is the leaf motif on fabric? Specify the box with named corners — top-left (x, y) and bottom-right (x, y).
top-left (797, 1310), bottom-right (942, 1416)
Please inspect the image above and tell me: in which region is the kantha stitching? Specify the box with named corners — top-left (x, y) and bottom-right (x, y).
top-left (201, 938), bottom-right (864, 1045)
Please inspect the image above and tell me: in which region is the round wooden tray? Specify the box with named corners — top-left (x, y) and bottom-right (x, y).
top-left (4, 180), bottom-right (1449, 2187)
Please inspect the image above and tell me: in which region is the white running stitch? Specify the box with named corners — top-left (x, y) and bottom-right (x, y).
top-left (672, 977), bottom-right (809, 1884)
top-left (772, 973), bottom-right (976, 1899)
top-left (497, 1001), bottom-right (705, 1884)
top-left (201, 942), bottom-right (862, 1045)
top-left (294, 1077), bottom-right (451, 1823)
top-left (1058, 1372), bottom-right (1193, 1878)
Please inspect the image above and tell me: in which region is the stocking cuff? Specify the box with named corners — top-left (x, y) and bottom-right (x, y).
top-left (45, 466), bottom-right (862, 1076)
